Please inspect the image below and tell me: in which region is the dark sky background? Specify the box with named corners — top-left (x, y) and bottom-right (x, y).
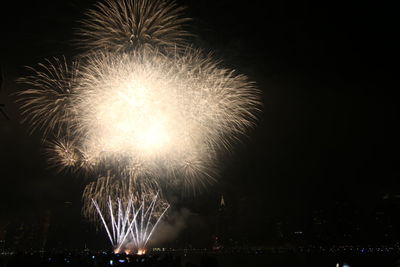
top-left (0, 0), bottom-right (398, 249)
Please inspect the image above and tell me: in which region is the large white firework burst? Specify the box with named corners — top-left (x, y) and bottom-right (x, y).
top-left (17, 48), bottom-right (260, 186)
top-left (74, 49), bottom-right (259, 183)
top-left (17, 0), bottom-right (261, 188)
top-left (76, 0), bottom-right (191, 53)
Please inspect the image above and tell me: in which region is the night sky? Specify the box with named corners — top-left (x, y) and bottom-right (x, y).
top-left (0, 0), bottom-right (398, 249)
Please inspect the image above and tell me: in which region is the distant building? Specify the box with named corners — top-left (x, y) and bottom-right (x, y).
top-left (213, 195), bottom-right (228, 250)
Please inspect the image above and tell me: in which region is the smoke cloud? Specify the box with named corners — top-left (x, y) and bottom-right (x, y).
top-left (148, 207), bottom-right (195, 246)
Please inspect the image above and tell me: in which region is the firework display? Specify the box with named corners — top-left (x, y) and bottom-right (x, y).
top-left (92, 191), bottom-right (169, 254)
top-left (82, 174), bottom-right (152, 221)
top-left (16, 0), bottom-right (260, 254)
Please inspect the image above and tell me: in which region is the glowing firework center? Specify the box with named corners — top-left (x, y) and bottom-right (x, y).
top-left (93, 83), bottom-right (171, 154)
top-left (79, 59), bottom-right (187, 162)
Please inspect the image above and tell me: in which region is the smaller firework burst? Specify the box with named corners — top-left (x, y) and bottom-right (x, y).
top-left (76, 0), bottom-right (191, 53)
top-left (16, 57), bottom-right (80, 137)
top-left (92, 192), bottom-right (169, 254)
top-left (46, 138), bottom-right (80, 172)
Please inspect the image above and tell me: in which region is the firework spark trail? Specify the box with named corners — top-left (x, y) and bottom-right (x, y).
top-left (92, 192), bottom-right (169, 254)
top-left (76, 0), bottom-right (191, 53)
top-left (92, 197), bottom-right (140, 252)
